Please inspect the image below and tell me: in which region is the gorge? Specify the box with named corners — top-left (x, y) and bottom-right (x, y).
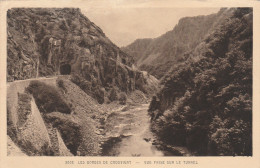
top-left (7, 7), bottom-right (252, 156)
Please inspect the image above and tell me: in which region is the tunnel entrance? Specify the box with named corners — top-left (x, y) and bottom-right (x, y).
top-left (60, 64), bottom-right (71, 75)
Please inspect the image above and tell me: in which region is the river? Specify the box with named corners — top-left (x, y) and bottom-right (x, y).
top-left (101, 104), bottom-right (178, 156)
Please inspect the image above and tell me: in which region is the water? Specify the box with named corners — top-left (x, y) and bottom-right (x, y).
top-left (101, 104), bottom-right (168, 156)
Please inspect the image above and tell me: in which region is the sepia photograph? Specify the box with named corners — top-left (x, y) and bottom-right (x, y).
top-left (5, 6), bottom-right (253, 157)
top-left (1, 0), bottom-right (260, 168)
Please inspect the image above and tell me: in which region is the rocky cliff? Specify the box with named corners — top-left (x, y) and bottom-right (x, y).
top-left (7, 8), bottom-right (159, 156)
top-left (149, 8), bottom-right (252, 156)
top-left (122, 8), bottom-right (234, 79)
top-left (7, 8), bottom-right (157, 103)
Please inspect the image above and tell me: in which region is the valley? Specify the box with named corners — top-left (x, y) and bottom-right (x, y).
top-left (6, 7), bottom-right (252, 156)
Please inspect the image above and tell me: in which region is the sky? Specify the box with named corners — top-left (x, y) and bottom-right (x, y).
top-left (83, 7), bottom-right (220, 47)
top-left (1, 0), bottom-right (257, 47)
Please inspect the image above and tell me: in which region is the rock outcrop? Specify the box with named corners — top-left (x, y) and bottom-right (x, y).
top-left (7, 8), bottom-right (158, 103)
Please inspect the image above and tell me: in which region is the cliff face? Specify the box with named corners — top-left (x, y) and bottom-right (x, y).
top-left (123, 8), bottom-right (233, 79)
top-left (149, 8), bottom-right (252, 156)
top-left (7, 8), bottom-right (159, 156)
top-left (7, 8), bottom-right (155, 102)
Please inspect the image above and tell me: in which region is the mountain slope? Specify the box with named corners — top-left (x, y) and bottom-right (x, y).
top-left (148, 8), bottom-right (252, 156)
top-left (7, 8), bottom-right (159, 156)
top-left (7, 8), bottom-right (158, 103)
top-left (121, 38), bottom-right (153, 63)
top-left (122, 8), bottom-right (234, 79)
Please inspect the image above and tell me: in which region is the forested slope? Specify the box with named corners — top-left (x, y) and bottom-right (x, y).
top-left (123, 8), bottom-right (234, 79)
top-left (149, 8), bottom-right (252, 156)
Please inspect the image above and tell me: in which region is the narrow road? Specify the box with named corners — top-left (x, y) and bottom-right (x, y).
top-left (102, 104), bottom-right (165, 156)
top-left (7, 75), bottom-right (70, 86)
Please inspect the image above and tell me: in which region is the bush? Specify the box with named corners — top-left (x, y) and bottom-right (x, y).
top-left (26, 80), bottom-right (71, 114)
top-left (44, 113), bottom-right (82, 155)
top-left (209, 117), bottom-right (252, 156)
top-left (108, 87), bottom-right (118, 102)
top-left (70, 74), bottom-right (82, 85)
top-left (57, 79), bottom-right (67, 93)
top-left (93, 86), bottom-right (105, 104)
top-left (152, 110), bottom-right (186, 146)
top-left (57, 79), bottom-right (64, 88)
top-left (118, 92), bottom-right (127, 105)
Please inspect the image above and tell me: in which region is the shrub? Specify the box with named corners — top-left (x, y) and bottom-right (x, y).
top-left (108, 87), bottom-right (118, 102)
top-left (152, 110), bottom-right (186, 146)
top-left (57, 79), bottom-right (67, 93)
top-left (26, 80), bottom-right (71, 114)
top-left (118, 92), bottom-right (127, 105)
top-left (44, 113), bottom-right (82, 155)
top-left (70, 74), bottom-right (82, 85)
top-left (209, 117), bottom-right (252, 156)
top-left (57, 79), bottom-right (64, 88)
top-left (93, 86), bottom-right (105, 104)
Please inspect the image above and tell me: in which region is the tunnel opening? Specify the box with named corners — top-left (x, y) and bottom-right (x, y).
top-left (60, 64), bottom-right (71, 75)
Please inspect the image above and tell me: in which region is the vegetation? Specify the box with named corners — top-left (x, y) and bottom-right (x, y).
top-left (7, 7), bottom-right (252, 157)
top-left (57, 78), bottom-right (67, 93)
top-left (70, 74), bottom-right (105, 104)
top-left (17, 140), bottom-right (54, 156)
top-left (26, 80), bottom-right (72, 114)
top-left (7, 8), bottom-right (159, 157)
top-left (44, 113), bottom-right (82, 155)
top-left (122, 9), bottom-right (229, 79)
top-left (7, 8), bottom-right (157, 106)
top-left (118, 92), bottom-right (127, 105)
top-left (108, 87), bottom-right (118, 102)
top-left (149, 8), bottom-right (252, 156)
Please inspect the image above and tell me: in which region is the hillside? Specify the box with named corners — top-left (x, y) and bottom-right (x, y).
top-left (148, 8), bottom-right (252, 156)
top-left (7, 77), bottom-right (107, 156)
top-left (121, 38), bottom-right (153, 63)
top-left (122, 8), bottom-right (234, 79)
top-left (7, 8), bottom-right (159, 156)
top-left (7, 7), bottom-right (252, 157)
top-left (7, 8), bottom-right (158, 104)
